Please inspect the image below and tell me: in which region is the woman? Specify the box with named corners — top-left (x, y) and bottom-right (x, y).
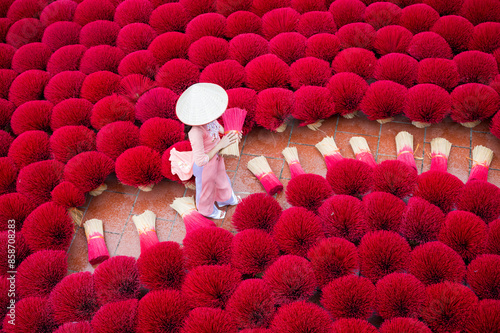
top-left (175, 83), bottom-right (240, 219)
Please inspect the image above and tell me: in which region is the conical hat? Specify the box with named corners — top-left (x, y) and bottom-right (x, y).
top-left (175, 83), bottom-right (228, 126)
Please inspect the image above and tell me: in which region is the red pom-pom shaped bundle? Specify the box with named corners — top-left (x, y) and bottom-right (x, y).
top-left (263, 255), bottom-right (317, 305)
top-left (421, 282), bottom-right (478, 333)
top-left (50, 99), bottom-right (92, 131)
top-left (2, 296), bottom-right (59, 333)
top-left (321, 275), bottom-right (376, 320)
top-left (459, 0), bottom-right (500, 26)
top-left (297, 11), bottom-right (336, 38)
top-left (0, 44), bottom-right (15, 70)
top-left (225, 11), bottom-right (262, 38)
top-left (0, 69), bottom-right (16, 100)
top-left (199, 59), bottom-right (245, 90)
top-left (179, 0), bottom-right (216, 17)
top-left (373, 25), bottom-right (413, 56)
top-left (261, 7), bottom-right (300, 40)
top-left (326, 72), bottom-right (368, 117)
top-left (0, 129), bottom-right (13, 157)
top-left (486, 219), bottom-right (500, 255)
top-left (217, 0), bottom-right (253, 17)
top-left (226, 279), bottom-right (276, 330)
top-left (115, 146), bottom-right (163, 191)
top-left (148, 32), bottom-right (190, 65)
top-left (326, 158), bottom-right (373, 198)
top-left (423, 0), bottom-right (462, 15)
top-left (12, 43), bottom-right (52, 73)
top-left (137, 289), bottom-right (189, 333)
top-left (359, 230), bottom-right (411, 283)
top-left (53, 322), bottom-right (93, 333)
top-left (91, 299), bottom-right (138, 333)
top-left (417, 58), bottom-right (459, 92)
top-left (363, 191), bottom-right (406, 232)
top-left (336, 23), bottom-right (376, 50)
top-left (17, 159), bottom-right (64, 206)
top-left (139, 117), bottom-right (184, 154)
top-left (118, 74), bottom-right (156, 103)
top-left (331, 48), bottom-right (377, 79)
top-left (0, 193), bottom-right (34, 232)
top-left (137, 241), bottom-right (186, 291)
top-left (8, 70), bottom-right (51, 108)
top-left (379, 317), bottom-right (432, 333)
top-left (407, 32), bottom-right (453, 60)
top-left (51, 181), bottom-right (85, 209)
top-left (270, 301), bottom-right (334, 333)
top-left (467, 299), bottom-right (500, 333)
top-left (49, 125), bottom-right (96, 163)
top-left (161, 140), bottom-right (191, 183)
top-left (360, 81), bottom-right (408, 122)
top-left (399, 4), bottom-right (439, 34)
top-left (307, 237), bottom-right (359, 286)
top-left (286, 173), bottom-right (333, 213)
top-left (409, 241), bottom-right (466, 285)
top-left (454, 51), bottom-right (499, 85)
top-left (328, 0), bottom-right (366, 28)
top-left (415, 170), bottom-right (464, 212)
top-left (114, 0), bottom-right (153, 27)
top-left (0, 231), bottom-right (31, 275)
top-left (401, 197), bottom-right (445, 245)
top-left (135, 87), bottom-right (178, 122)
top-left (118, 50), bottom-right (158, 79)
top-left (48, 271), bottom-right (99, 324)
top-left (293, 86), bottom-right (335, 127)
top-left (272, 206), bottom-right (324, 257)
top-left (16, 250), bottom-right (67, 298)
top-left (182, 264), bottom-right (241, 309)
top-left (182, 226), bottom-right (233, 269)
top-left (492, 109), bottom-right (500, 140)
top-left (331, 319), bottom-right (378, 333)
top-left (371, 160), bottom-right (417, 199)
top-left (42, 21), bottom-right (81, 52)
top-left (186, 13), bottom-right (226, 42)
top-left (8, 130), bottom-right (50, 169)
top-left (182, 307), bottom-right (238, 333)
top-left (469, 22), bottom-right (500, 54)
top-left (251, 0), bottom-right (291, 17)
top-left (80, 71), bottom-right (121, 103)
top-left (245, 54), bottom-right (290, 92)
top-left (155, 59), bottom-right (200, 95)
top-left (231, 192), bottom-right (282, 233)
top-left (255, 87), bottom-right (294, 131)
top-left (404, 84), bottom-right (452, 127)
top-left (375, 273), bottom-right (426, 320)
top-left (305, 33), bottom-right (341, 63)
top-left (439, 210), bottom-right (487, 263)
top-left (450, 83), bottom-right (500, 126)
top-left (90, 94), bottom-right (135, 130)
top-left (467, 254), bottom-right (500, 300)
top-left (64, 151), bottom-right (114, 194)
top-left (10, 100), bottom-right (53, 136)
top-left (456, 181), bottom-right (500, 224)
top-left (47, 45), bottom-right (88, 75)
top-left (230, 229), bottom-right (279, 276)
top-left (6, 18), bottom-right (44, 48)
top-left (188, 36), bottom-right (229, 69)
top-left (0, 157), bottom-right (16, 195)
top-left (73, 0), bottom-right (115, 26)
top-left (79, 45), bottom-right (125, 74)
top-left (93, 256), bottom-right (140, 305)
top-left (44, 71), bottom-right (86, 105)
top-left (364, 2), bottom-right (401, 30)
top-left (148, 3), bottom-right (189, 34)
top-left (289, 57), bottom-right (332, 89)
top-left (116, 23), bottom-right (157, 55)
top-left (269, 32), bottom-right (306, 66)
top-left (431, 15), bottom-right (474, 55)
top-left (374, 53), bottom-right (418, 88)
top-left (228, 33), bottom-right (269, 67)
top-left (290, 0), bottom-right (326, 13)
top-left (40, 0), bottom-right (77, 26)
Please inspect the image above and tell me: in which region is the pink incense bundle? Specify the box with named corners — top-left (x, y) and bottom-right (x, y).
top-left (247, 156), bottom-right (283, 196)
top-left (282, 147), bottom-right (305, 178)
top-left (220, 107), bottom-right (247, 157)
top-left (315, 136), bottom-right (343, 169)
top-left (395, 131), bottom-right (417, 171)
top-left (350, 136), bottom-right (377, 168)
top-left (430, 137), bottom-right (452, 173)
top-left (169, 196), bottom-right (216, 235)
top-left (468, 145), bottom-right (493, 183)
top-left (132, 210), bottom-right (159, 253)
top-left (83, 218), bottom-right (109, 266)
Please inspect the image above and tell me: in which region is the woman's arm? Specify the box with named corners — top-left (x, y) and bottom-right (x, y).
top-left (189, 127), bottom-right (238, 166)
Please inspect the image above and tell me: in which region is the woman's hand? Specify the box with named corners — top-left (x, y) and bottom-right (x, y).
top-left (217, 131), bottom-right (238, 149)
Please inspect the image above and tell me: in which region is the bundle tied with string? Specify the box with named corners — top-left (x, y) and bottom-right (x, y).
top-left (396, 131), bottom-right (417, 171)
top-left (83, 219), bottom-right (109, 266)
top-left (247, 156), bottom-right (283, 196)
top-left (350, 136), bottom-right (377, 168)
top-left (430, 137), bottom-right (452, 173)
top-left (170, 196), bottom-right (216, 236)
top-left (132, 210), bottom-right (159, 253)
top-left (468, 145), bottom-right (493, 183)
top-left (315, 136), bottom-right (343, 169)
top-left (220, 107), bottom-right (247, 157)
top-left (282, 147), bottom-right (305, 179)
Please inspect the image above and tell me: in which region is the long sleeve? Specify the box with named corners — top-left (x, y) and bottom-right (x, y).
top-left (188, 126), bottom-right (210, 167)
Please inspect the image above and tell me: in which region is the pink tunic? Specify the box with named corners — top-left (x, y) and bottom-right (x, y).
top-left (188, 123), bottom-right (234, 217)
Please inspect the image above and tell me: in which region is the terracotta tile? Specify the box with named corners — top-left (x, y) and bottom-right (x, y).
top-left (290, 116), bottom-right (338, 145)
top-left (241, 125), bottom-right (292, 159)
top-left (232, 154), bottom-right (285, 194)
top-left (83, 191), bottom-right (136, 233)
top-left (337, 113), bottom-right (381, 136)
top-left (488, 169), bottom-right (500, 187)
top-left (422, 143), bottom-right (470, 183)
top-left (133, 179), bottom-right (186, 220)
top-left (104, 231), bottom-right (121, 256)
top-left (223, 154), bottom-right (239, 171)
top-left (78, 193), bottom-right (93, 209)
top-left (472, 118), bottom-right (492, 133)
top-left (378, 122), bottom-right (425, 156)
top-left (156, 219), bottom-right (175, 242)
top-left (472, 132), bottom-right (500, 170)
top-left (425, 120), bottom-right (472, 148)
top-left (275, 178), bottom-right (292, 211)
top-left (333, 132), bottom-right (379, 161)
top-left (105, 173), bottom-right (139, 195)
top-left (168, 218), bottom-right (186, 244)
top-left (376, 155), bottom-right (397, 163)
top-left (392, 114), bottom-right (411, 123)
top-left (114, 221), bottom-right (141, 259)
top-left (67, 228), bottom-right (119, 272)
top-left (281, 145), bottom-right (327, 179)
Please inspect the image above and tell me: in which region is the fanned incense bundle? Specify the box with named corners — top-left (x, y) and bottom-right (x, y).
top-left (395, 131), bottom-right (417, 170)
top-left (468, 145), bottom-right (493, 182)
top-left (350, 137), bottom-right (377, 168)
top-left (430, 137), bottom-right (452, 172)
top-left (220, 107), bottom-right (247, 157)
top-left (170, 196), bottom-right (216, 235)
top-left (132, 210), bottom-right (159, 253)
top-left (247, 156), bottom-right (283, 196)
top-left (315, 137), bottom-right (343, 169)
top-left (83, 219), bottom-right (109, 266)
top-left (282, 147), bottom-right (305, 178)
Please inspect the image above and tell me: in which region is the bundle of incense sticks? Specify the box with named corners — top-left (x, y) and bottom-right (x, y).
top-left (220, 107), bottom-right (247, 157)
top-left (132, 210), bottom-right (160, 252)
top-left (83, 219), bottom-right (109, 265)
top-left (349, 136), bottom-right (377, 167)
top-left (395, 131), bottom-right (417, 170)
top-left (247, 156), bottom-right (283, 196)
top-left (468, 145), bottom-right (493, 182)
top-left (315, 136), bottom-right (343, 169)
top-left (68, 207), bottom-right (84, 227)
top-left (430, 137), bottom-right (452, 172)
top-left (307, 119), bottom-right (324, 131)
top-left (89, 184), bottom-right (107, 196)
top-left (282, 147), bottom-right (305, 178)
top-left (170, 196), bottom-right (217, 235)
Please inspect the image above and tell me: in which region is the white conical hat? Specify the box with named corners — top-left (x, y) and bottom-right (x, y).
top-left (175, 83), bottom-right (229, 126)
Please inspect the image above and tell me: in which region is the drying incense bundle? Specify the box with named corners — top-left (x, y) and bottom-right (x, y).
top-left (69, 208), bottom-right (84, 227)
top-left (349, 137), bottom-right (377, 168)
top-left (315, 137), bottom-right (343, 169)
top-left (282, 147), bottom-right (305, 178)
top-left (83, 219), bottom-right (109, 266)
top-left (220, 108), bottom-right (247, 157)
top-left (430, 137), bottom-right (452, 172)
top-left (247, 156), bottom-right (284, 196)
top-left (468, 145), bottom-right (493, 182)
top-left (170, 196), bottom-right (217, 235)
top-left (395, 131), bottom-right (417, 171)
top-left (132, 210), bottom-right (159, 253)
